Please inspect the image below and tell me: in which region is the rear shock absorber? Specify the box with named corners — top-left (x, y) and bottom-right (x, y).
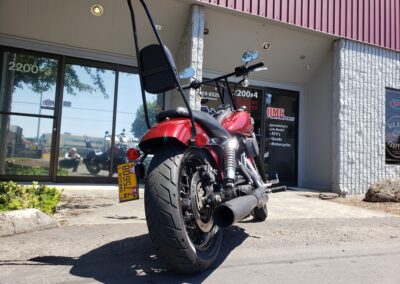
top-left (224, 138), bottom-right (238, 188)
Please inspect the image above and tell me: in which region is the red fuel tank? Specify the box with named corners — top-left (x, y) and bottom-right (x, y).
top-left (221, 110), bottom-right (254, 137)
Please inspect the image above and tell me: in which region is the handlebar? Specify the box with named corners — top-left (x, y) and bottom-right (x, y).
top-left (182, 62), bottom-right (265, 91)
top-left (234, 62), bottom-right (264, 77)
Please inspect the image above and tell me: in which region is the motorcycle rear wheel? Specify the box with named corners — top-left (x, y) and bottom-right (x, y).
top-left (145, 145), bottom-right (222, 273)
top-left (85, 159), bottom-right (101, 175)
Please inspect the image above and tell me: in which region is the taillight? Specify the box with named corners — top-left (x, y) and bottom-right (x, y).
top-left (194, 133), bottom-right (209, 147)
top-left (126, 148), bottom-right (140, 161)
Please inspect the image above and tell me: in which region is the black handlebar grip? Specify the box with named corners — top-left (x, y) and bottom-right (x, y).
top-left (182, 79), bottom-right (201, 90)
top-left (246, 62), bottom-right (265, 72)
top-left (235, 62), bottom-right (264, 77)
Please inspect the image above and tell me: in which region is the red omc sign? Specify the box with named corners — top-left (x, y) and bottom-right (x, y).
top-left (266, 107), bottom-right (285, 118)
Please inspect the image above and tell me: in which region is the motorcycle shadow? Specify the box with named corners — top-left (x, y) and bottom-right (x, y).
top-left (30, 226), bottom-right (248, 283)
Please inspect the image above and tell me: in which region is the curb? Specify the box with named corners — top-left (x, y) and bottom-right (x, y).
top-left (0, 209), bottom-right (59, 237)
top-left (319, 193), bottom-right (340, 200)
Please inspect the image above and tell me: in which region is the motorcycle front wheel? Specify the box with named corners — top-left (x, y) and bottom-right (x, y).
top-left (145, 145), bottom-right (222, 274)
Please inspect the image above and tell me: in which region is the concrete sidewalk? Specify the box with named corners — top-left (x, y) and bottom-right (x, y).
top-left (1, 185), bottom-right (400, 283)
top-left (53, 185), bottom-right (393, 227)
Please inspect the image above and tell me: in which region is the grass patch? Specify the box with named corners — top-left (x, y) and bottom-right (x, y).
top-left (0, 181), bottom-right (63, 215)
top-left (330, 196), bottom-right (400, 216)
top-left (5, 161), bottom-right (69, 176)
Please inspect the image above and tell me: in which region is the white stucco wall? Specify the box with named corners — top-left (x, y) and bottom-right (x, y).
top-left (333, 39), bottom-right (400, 195)
top-left (169, 4), bottom-right (204, 111)
top-left (302, 48), bottom-right (334, 191)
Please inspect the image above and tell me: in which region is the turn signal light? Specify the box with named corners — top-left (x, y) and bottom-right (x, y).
top-left (127, 148), bottom-right (140, 161)
top-left (194, 133), bottom-right (209, 147)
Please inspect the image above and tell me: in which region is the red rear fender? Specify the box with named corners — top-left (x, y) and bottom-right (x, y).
top-left (138, 118), bottom-right (207, 153)
top-left (139, 118), bottom-right (223, 179)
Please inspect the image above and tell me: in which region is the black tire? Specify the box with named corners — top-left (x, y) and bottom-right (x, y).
top-left (252, 204), bottom-right (268, 221)
top-left (145, 145), bottom-right (222, 274)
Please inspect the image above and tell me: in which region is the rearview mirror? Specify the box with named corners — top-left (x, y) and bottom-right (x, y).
top-left (139, 44), bottom-right (177, 93)
top-left (179, 67), bottom-right (195, 79)
top-left (242, 50), bottom-right (259, 63)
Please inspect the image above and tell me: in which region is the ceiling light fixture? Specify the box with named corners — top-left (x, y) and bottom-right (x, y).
top-left (262, 41), bottom-right (271, 50)
top-left (91, 4), bottom-right (104, 16)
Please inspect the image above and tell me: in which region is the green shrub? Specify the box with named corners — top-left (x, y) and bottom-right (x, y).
top-left (0, 181), bottom-right (62, 215)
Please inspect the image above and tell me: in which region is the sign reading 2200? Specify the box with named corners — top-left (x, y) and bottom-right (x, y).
top-left (8, 62), bottom-right (52, 76)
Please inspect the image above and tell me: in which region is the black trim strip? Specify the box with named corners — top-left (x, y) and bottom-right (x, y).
top-left (0, 111), bottom-right (55, 119)
top-left (109, 65), bottom-right (120, 180)
top-left (65, 56), bottom-right (117, 71)
top-left (52, 55), bottom-right (66, 181)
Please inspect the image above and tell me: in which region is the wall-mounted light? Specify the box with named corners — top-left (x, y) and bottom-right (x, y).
top-left (91, 4), bottom-right (104, 16)
top-left (299, 55), bottom-right (310, 70)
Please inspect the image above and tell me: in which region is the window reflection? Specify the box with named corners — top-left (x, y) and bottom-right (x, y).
top-left (0, 52), bottom-right (57, 116)
top-left (0, 114), bottom-right (54, 176)
top-left (112, 71), bottom-right (164, 176)
top-left (58, 63), bottom-right (115, 177)
top-left (0, 51), bottom-right (166, 181)
top-left (0, 51), bottom-right (58, 177)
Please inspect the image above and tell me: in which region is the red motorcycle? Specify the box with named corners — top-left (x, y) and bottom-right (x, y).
top-left (126, 0), bottom-right (278, 273)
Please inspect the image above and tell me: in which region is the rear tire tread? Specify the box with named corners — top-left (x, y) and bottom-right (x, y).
top-left (145, 145), bottom-right (221, 273)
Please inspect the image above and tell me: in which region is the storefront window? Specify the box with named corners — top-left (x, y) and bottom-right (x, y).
top-left (385, 88), bottom-right (400, 164)
top-left (0, 52), bottom-right (57, 116)
top-left (0, 50), bottom-right (58, 176)
top-left (0, 114), bottom-right (54, 176)
top-left (57, 62), bottom-right (115, 177)
top-left (0, 46), bottom-right (298, 185)
top-left (112, 70), bottom-right (163, 177)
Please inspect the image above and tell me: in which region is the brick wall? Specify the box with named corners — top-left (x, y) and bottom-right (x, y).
top-left (333, 39), bottom-right (400, 194)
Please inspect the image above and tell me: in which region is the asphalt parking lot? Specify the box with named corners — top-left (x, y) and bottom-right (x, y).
top-left (0, 186), bottom-right (399, 284)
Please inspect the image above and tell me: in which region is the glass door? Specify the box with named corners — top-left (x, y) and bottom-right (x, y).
top-left (264, 88), bottom-right (299, 186)
top-left (232, 86), bottom-right (263, 142)
top-left (0, 49), bottom-right (59, 179)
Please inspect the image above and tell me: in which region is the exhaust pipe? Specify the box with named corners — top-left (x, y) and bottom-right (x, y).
top-left (213, 186), bottom-right (269, 228)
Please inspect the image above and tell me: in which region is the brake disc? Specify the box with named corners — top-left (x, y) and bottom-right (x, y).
top-left (190, 171), bottom-right (213, 233)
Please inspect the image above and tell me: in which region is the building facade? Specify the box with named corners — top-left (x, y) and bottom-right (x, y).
top-left (0, 0), bottom-right (399, 194)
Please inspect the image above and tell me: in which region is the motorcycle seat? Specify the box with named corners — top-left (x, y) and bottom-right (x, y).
top-left (156, 107), bottom-right (232, 139)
